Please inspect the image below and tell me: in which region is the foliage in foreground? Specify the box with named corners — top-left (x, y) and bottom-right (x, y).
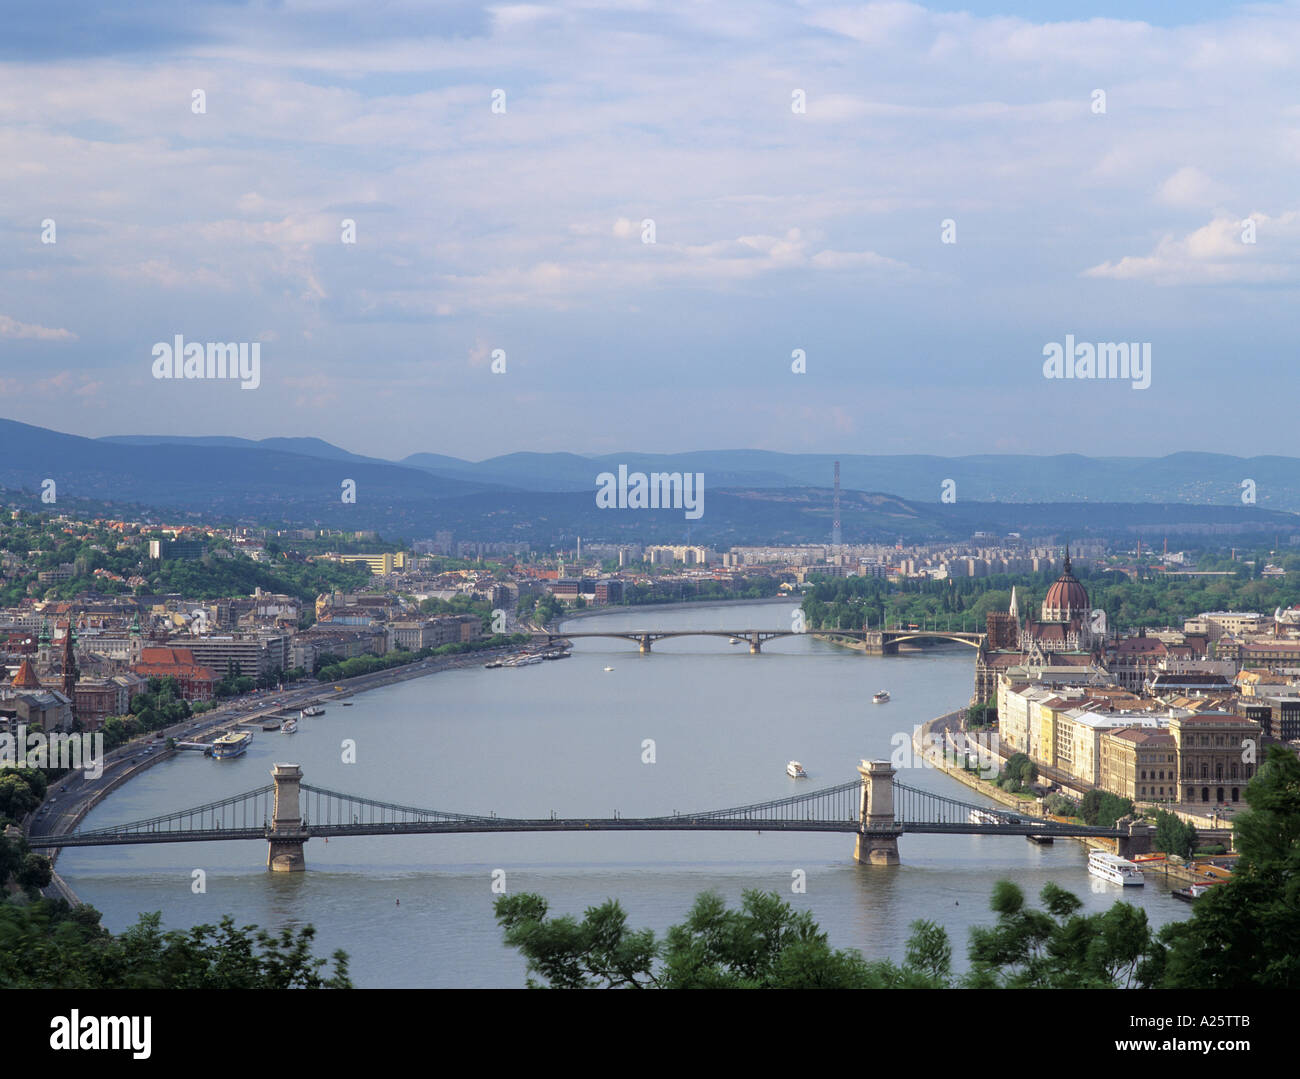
top-left (497, 746), bottom-right (1300, 989)
top-left (0, 898), bottom-right (350, 989)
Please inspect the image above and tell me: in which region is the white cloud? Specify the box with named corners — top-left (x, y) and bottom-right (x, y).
top-left (0, 315), bottom-right (77, 341)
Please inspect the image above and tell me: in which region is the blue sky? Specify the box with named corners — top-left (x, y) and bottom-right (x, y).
top-left (2, 0), bottom-right (1298, 460)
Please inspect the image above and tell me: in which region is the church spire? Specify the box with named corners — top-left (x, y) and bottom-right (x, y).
top-left (61, 618), bottom-right (78, 711)
top-left (1009, 586), bottom-right (1019, 622)
top-left (1063, 543), bottom-right (1072, 576)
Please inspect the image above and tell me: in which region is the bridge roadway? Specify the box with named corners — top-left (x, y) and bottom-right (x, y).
top-left (29, 818), bottom-right (1126, 847)
top-left (529, 628), bottom-right (985, 654)
top-left (27, 770), bottom-right (1129, 858)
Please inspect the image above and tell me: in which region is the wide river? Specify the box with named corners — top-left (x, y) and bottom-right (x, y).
top-left (60, 600), bottom-right (1190, 987)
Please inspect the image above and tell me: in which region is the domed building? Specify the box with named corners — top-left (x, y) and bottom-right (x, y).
top-left (1040, 550), bottom-right (1091, 625)
top-left (972, 546), bottom-right (1108, 703)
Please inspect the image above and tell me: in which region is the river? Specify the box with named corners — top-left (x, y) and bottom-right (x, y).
top-left (58, 600), bottom-right (1191, 987)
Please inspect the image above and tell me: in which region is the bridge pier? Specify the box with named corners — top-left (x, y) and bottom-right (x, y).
top-left (855, 760), bottom-right (902, 865)
top-left (638, 634), bottom-right (652, 654)
top-left (749, 633), bottom-right (761, 654)
top-left (1116, 820), bottom-right (1153, 859)
top-left (267, 763), bottom-right (308, 872)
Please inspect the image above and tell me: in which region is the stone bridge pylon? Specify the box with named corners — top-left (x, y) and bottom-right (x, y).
top-left (855, 759), bottom-right (902, 865)
top-left (267, 763), bottom-right (309, 872)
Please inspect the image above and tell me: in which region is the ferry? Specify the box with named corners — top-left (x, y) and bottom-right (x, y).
top-left (301, 705), bottom-right (325, 717)
top-left (786, 761), bottom-right (808, 778)
top-left (210, 731), bottom-right (252, 759)
top-left (604, 666), bottom-right (615, 672)
top-left (280, 718), bottom-right (298, 734)
top-left (1088, 850), bottom-right (1145, 887)
top-left (872, 691), bottom-right (890, 704)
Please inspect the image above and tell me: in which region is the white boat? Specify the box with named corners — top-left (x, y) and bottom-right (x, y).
top-left (280, 718), bottom-right (298, 734)
top-left (787, 761), bottom-right (808, 778)
top-left (603, 666), bottom-right (614, 672)
top-left (872, 691), bottom-right (890, 703)
top-left (301, 705), bottom-right (325, 717)
top-left (1088, 850), bottom-right (1145, 887)
top-left (729, 637), bottom-right (742, 645)
top-left (968, 808), bottom-right (1005, 825)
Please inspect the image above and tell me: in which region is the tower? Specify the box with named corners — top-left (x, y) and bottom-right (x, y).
top-left (832, 460), bottom-right (842, 549)
top-left (60, 619), bottom-right (78, 716)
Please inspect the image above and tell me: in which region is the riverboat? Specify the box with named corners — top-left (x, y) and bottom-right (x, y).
top-left (872, 691), bottom-right (890, 704)
top-left (210, 731), bottom-right (252, 759)
top-left (301, 705), bottom-right (325, 717)
top-left (787, 761), bottom-right (808, 778)
top-left (1088, 850), bottom-right (1145, 887)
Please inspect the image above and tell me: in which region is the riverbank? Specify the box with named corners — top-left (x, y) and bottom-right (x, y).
top-left (29, 641), bottom-right (523, 879)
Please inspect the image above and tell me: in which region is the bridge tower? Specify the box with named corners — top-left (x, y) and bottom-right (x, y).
top-left (267, 763), bottom-right (309, 872)
top-left (854, 759), bottom-right (901, 865)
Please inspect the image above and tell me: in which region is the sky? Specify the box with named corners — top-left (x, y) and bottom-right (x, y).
top-left (2, 0), bottom-right (1298, 461)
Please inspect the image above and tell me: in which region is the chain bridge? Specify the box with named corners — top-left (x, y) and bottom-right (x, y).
top-left (28, 761), bottom-right (1149, 871)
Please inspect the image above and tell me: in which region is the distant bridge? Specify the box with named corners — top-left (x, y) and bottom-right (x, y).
top-left (30, 760), bottom-right (1146, 871)
top-left (530, 628), bottom-right (985, 654)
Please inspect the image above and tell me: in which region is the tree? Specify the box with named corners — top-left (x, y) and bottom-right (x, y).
top-left (965, 880), bottom-right (1151, 989)
top-left (494, 889), bottom-right (951, 989)
top-left (1151, 747), bottom-right (1300, 989)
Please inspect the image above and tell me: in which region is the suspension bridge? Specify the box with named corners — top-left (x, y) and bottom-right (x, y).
top-left (27, 761), bottom-right (1150, 870)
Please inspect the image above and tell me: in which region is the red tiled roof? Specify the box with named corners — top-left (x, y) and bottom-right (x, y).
top-left (11, 658), bottom-right (43, 689)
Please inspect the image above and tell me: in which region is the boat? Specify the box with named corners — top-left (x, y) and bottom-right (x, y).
top-left (484, 660), bottom-right (504, 669)
top-left (1088, 850), bottom-right (1145, 887)
top-left (872, 691), bottom-right (890, 704)
top-left (210, 731), bottom-right (252, 759)
top-left (1025, 834), bottom-right (1054, 845)
top-left (301, 705), bottom-right (325, 717)
top-left (968, 808), bottom-right (1006, 826)
top-left (1171, 881), bottom-right (1216, 903)
top-left (729, 637), bottom-right (742, 645)
top-left (603, 666), bottom-right (614, 672)
top-left (786, 761), bottom-right (808, 778)
top-left (280, 718), bottom-right (298, 734)
top-left (341, 702), bottom-right (353, 706)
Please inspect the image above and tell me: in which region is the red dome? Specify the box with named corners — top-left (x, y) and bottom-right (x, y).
top-left (1043, 552), bottom-right (1089, 616)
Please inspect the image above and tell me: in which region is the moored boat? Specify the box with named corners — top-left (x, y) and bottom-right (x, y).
top-left (1088, 849), bottom-right (1145, 886)
top-left (210, 731), bottom-right (252, 759)
top-left (301, 705), bottom-right (325, 717)
top-left (1171, 881), bottom-right (1216, 902)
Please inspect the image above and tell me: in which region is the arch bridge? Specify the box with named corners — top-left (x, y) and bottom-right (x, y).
top-left (531, 628), bottom-right (985, 654)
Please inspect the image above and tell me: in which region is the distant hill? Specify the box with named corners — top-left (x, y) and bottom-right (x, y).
top-left (0, 419), bottom-right (1293, 544)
